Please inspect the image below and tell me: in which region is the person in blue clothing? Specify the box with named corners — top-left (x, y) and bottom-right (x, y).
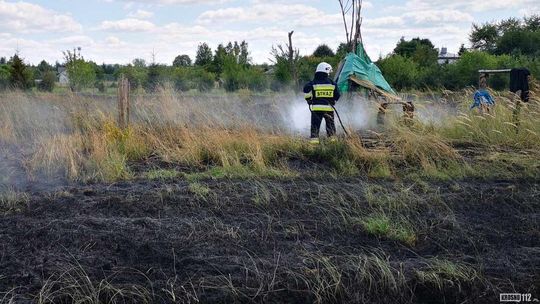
top-left (303, 62), bottom-right (341, 144)
top-left (471, 90), bottom-right (495, 112)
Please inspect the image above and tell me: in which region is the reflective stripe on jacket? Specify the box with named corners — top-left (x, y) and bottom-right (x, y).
top-left (303, 72), bottom-right (340, 112)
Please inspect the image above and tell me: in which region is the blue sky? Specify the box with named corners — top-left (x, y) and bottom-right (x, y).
top-left (0, 0), bottom-right (537, 65)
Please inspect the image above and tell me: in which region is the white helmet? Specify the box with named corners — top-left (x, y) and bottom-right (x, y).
top-left (316, 62), bottom-right (333, 74)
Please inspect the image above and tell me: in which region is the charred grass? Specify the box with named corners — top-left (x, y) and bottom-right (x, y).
top-left (1, 178), bottom-right (538, 303)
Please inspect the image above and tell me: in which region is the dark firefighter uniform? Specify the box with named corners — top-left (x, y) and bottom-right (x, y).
top-left (303, 72), bottom-right (341, 144)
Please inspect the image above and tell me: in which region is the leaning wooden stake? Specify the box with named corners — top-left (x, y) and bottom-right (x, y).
top-left (117, 75), bottom-right (130, 129)
top-left (287, 31), bottom-right (298, 88)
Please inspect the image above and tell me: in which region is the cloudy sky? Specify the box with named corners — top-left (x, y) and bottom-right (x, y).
top-left (0, 0), bottom-right (537, 65)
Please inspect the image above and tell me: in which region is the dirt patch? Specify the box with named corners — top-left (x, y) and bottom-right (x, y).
top-left (0, 177), bottom-right (539, 303)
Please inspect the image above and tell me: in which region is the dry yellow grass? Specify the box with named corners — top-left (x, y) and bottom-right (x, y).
top-left (0, 84), bottom-right (539, 184)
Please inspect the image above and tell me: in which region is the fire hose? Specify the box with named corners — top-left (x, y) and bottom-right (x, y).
top-left (309, 104), bottom-right (349, 137)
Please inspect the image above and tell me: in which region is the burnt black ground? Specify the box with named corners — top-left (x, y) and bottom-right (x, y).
top-left (1, 176), bottom-right (539, 303)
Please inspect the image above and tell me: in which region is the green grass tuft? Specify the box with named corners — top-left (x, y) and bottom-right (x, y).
top-left (0, 189), bottom-right (30, 213)
top-left (145, 169), bottom-right (181, 180)
top-left (416, 258), bottom-right (481, 290)
top-left (361, 213), bottom-right (417, 246)
top-left (188, 182), bottom-right (212, 200)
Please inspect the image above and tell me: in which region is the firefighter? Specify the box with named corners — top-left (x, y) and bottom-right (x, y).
top-left (303, 62), bottom-right (341, 144)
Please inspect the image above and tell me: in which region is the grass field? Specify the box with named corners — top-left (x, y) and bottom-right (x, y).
top-left (0, 86), bottom-right (539, 303)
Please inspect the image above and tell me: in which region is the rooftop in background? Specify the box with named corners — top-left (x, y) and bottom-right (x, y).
top-left (437, 47), bottom-right (460, 65)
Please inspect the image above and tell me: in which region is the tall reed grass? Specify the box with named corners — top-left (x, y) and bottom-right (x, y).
top-left (0, 85), bottom-right (538, 185)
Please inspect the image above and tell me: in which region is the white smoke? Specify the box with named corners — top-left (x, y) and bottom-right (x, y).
top-left (282, 94), bottom-right (381, 136)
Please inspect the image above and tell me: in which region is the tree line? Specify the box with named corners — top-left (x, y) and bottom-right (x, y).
top-left (377, 15), bottom-right (540, 91)
top-left (0, 15), bottom-right (538, 94)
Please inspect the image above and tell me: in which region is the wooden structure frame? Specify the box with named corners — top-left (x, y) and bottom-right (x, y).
top-left (478, 69), bottom-right (512, 90)
top-left (337, 0), bottom-right (411, 116)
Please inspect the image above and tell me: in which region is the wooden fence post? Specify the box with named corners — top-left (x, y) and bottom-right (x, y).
top-left (478, 73), bottom-right (488, 90)
top-left (117, 75), bottom-right (130, 129)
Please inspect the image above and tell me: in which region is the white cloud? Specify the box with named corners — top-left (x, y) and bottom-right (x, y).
top-left (113, 0), bottom-right (230, 5)
top-left (0, 0), bottom-right (81, 33)
top-left (197, 4), bottom-right (342, 27)
top-left (404, 0), bottom-right (537, 12)
top-left (403, 9), bottom-right (473, 24)
top-left (105, 36), bottom-right (124, 46)
top-left (127, 9), bottom-right (154, 19)
top-left (53, 35), bottom-right (95, 46)
top-left (100, 18), bottom-right (156, 32)
top-left (364, 16), bottom-right (405, 27)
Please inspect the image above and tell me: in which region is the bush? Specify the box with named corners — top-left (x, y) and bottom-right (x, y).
top-left (173, 68), bottom-right (190, 92)
top-left (173, 67), bottom-right (216, 92)
top-left (378, 55), bottom-right (419, 90)
top-left (297, 56), bottom-right (340, 84)
top-left (95, 81), bottom-right (105, 93)
top-left (9, 54), bottom-right (32, 90)
top-left (223, 63), bottom-right (267, 92)
top-left (66, 60), bottom-right (96, 92)
top-left (245, 68), bottom-right (267, 91)
top-left (116, 65), bottom-right (147, 90)
top-left (193, 69), bottom-right (215, 92)
top-left (0, 65), bottom-right (10, 91)
top-left (38, 71), bottom-right (56, 92)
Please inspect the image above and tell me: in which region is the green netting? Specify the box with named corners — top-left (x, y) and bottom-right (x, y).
top-left (336, 44), bottom-right (396, 95)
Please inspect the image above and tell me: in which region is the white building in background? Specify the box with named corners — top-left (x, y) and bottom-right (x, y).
top-left (57, 67), bottom-right (69, 85)
top-left (437, 47), bottom-right (460, 64)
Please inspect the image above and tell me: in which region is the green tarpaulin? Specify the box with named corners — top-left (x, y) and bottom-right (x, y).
top-left (336, 44), bottom-right (396, 95)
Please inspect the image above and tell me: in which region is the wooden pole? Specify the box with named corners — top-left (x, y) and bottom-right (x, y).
top-left (338, 0), bottom-right (350, 45)
top-left (478, 73), bottom-right (488, 90)
top-left (287, 31), bottom-right (298, 88)
top-left (117, 75), bottom-right (130, 129)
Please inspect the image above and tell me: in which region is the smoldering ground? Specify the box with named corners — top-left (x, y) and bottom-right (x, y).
top-left (0, 90), bottom-right (466, 192)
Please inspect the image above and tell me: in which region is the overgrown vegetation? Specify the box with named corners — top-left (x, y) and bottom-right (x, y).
top-left (0, 82), bottom-right (538, 186)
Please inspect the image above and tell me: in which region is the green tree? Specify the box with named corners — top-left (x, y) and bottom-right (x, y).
top-left (442, 51), bottom-right (498, 89)
top-left (270, 40), bottom-right (300, 90)
top-left (313, 44), bottom-right (335, 57)
top-left (116, 64), bottom-right (147, 90)
top-left (195, 43), bottom-right (213, 67)
top-left (63, 48), bottom-right (96, 92)
top-left (394, 38), bottom-right (433, 57)
top-left (67, 61), bottom-right (96, 92)
top-left (336, 42), bottom-right (353, 58)
top-left (37, 60), bottom-right (53, 77)
top-left (8, 54), bottom-right (31, 90)
top-left (132, 58), bottom-right (147, 68)
top-left (0, 57), bottom-right (6, 65)
top-left (38, 71), bottom-right (56, 92)
top-left (238, 41), bottom-right (250, 66)
top-left (211, 41), bottom-right (251, 76)
top-left (393, 37), bottom-right (438, 67)
top-left (192, 68), bottom-right (215, 92)
top-left (144, 64), bottom-right (162, 92)
top-left (211, 44), bottom-right (228, 75)
top-left (496, 30), bottom-right (540, 56)
top-left (470, 23), bottom-right (499, 52)
top-left (0, 64), bottom-right (10, 90)
top-left (498, 17), bottom-right (521, 33)
top-left (173, 55), bottom-right (192, 67)
top-left (469, 15), bottom-right (540, 56)
top-left (524, 14), bottom-right (540, 31)
top-left (458, 44), bottom-right (468, 56)
top-left (377, 55), bottom-right (419, 90)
